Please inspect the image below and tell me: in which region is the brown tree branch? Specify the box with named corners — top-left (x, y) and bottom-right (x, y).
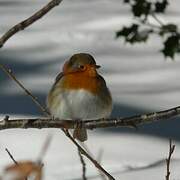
top-left (0, 0), bottom-right (63, 48)
top-left (165, 139), bottom-right (175, 180)
top-left (0, 105), bottom-right (180, 130)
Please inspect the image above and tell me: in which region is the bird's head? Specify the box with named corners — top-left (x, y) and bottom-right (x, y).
top-left (63, 53), bottom-right (101, 77)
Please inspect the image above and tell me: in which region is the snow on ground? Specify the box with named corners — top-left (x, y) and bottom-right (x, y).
top-left (1, 0), bottom-right (180, 179)
top-left (0, 128), bottom-right (180, 180)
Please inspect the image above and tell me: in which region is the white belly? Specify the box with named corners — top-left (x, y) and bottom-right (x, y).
top-left (49, 89), bottom-right (112, 120)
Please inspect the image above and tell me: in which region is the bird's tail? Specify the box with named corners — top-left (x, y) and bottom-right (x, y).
top-left (73, 127), bottom-right (87, 142)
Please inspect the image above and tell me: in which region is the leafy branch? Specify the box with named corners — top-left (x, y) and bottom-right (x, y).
top-left (116, 0), bottom-right (180, 59)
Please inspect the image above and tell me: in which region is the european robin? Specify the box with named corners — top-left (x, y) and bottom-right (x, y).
top-left (47, 53), bottom-right (112, 141)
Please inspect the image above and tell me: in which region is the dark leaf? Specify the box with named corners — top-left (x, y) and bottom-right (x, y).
top-left (116, 24), bottom-right (139, 38)
top-left (155, 0), bottom-right (169, 13)
top-left (163, 24), bottom-right (177, 32)
top-left (161, 35), bottom-right (180, 59)
top-left (132, 0), bottom-right (152, 17)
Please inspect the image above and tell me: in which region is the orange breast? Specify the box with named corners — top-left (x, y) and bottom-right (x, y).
top-left (58, 72), bottom-right (102, 94)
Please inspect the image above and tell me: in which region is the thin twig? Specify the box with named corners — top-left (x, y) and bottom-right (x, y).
top-left (62, 129), bottom-right (115, 180)
top-left (0, 64), bottom-right (49, 116)
top-left (0, 0), bottom-right (63, 48)
top-left (78, 148), bottom-right (87, 180)
top-left (165, 139), bottom-right (175, 180)
top-left (5, 148), bottom-right (18, 165)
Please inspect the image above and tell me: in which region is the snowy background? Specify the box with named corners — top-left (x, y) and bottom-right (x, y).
top-left (0, 0), bottom-right (180, 179)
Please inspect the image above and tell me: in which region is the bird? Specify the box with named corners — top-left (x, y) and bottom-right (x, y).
top-left (47, 53), bottom-right (112, 141)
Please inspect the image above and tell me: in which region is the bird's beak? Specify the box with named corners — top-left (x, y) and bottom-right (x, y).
top-left (95, 65), bottom-right (101, 69)
top-left (87, 64), bottom-right (100, 77)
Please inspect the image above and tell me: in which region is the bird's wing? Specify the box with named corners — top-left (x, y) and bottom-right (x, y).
top-left (46, 72), bottom-right (65, 113)
top-left (54, 72), bottom-right (64, 85)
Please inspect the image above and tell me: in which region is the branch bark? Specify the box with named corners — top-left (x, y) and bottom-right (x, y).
top-left (0, 105), bottom-right (180, 130)
top-left (0, 0), bottom-right (63, 48)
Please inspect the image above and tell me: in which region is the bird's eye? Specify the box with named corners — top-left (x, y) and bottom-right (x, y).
top-left (79, 65), bottom-right (85, 70)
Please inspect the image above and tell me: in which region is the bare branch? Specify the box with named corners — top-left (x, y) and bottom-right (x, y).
top-left (0, 0), bottom-right (63, 48)
top-left (165, 139), bottom-right (175, 180)
top-left (0, 104), bottom-right (180, 130)
top-left (5, 148), bottom-right (18, 165)
top-left (62, 129), bottom-right (115, 180)
top-left (0, 64), bottom-right (49, 116)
